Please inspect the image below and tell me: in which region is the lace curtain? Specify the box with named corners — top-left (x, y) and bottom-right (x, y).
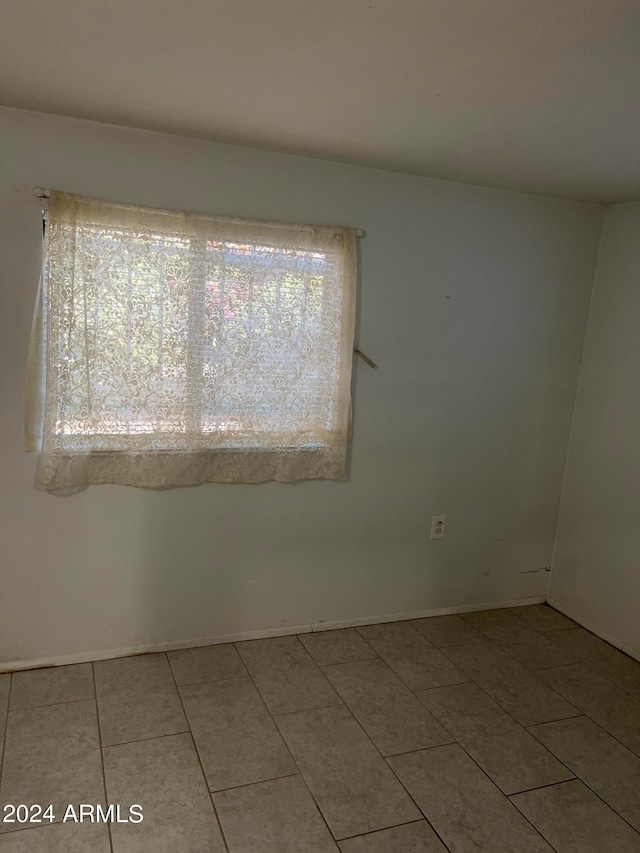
top-left (26, 192), bottom-right (358, 489)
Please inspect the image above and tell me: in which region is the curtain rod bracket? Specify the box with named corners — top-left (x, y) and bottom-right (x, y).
top-left (353, 348), bottom-right (377, 369)
top-left (34, 187), bottom-right (51, 199)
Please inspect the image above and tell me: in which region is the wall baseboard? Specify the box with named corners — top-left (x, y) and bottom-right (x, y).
top-left (546, 596), bottom-right (640, 663)
top-left (1, 595), bottom-right (546, 673)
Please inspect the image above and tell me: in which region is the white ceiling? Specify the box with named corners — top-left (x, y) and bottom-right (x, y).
top-left (1, 0), bottom-right (639, 203)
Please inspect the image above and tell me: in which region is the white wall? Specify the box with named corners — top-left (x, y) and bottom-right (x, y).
top-left (550, 201), bottom-right (640, 659)
top-left (0, 107), bottom-right (604, 668)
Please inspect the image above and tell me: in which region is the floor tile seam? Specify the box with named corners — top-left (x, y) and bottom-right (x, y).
top-left (0, 674), bottom-right (12, 790)
top-left (510, 636), bottom-right (640, 695)
top-left (574, 657), bottom-right (640, 701)
top-left (529, 624), bottom-right (578, 634)
top-left (458, 624), bottom-right (582, 672)
top-left (508, 606), bottom-right (576, 637)
top-left (333, 699), bottom-right (454, 848)
top-left (532, 668), bottom-right (640, 756)
top-left (383, 714), bottom-right (576, 801)
top-left (270, 701), bottom-right (345, 719)
top-left (381, 740), bottom-right (457, 759)
top-left (291, 762), bottom-right (348, 847)
top-left (233, 633), bottom-right (344, 712)
top-left (249, 653), bottom-right (343, 850)
top-left (351, 627), bottom-right (470, 695)
top-left (0, 817), bottom-right (105, 836)
top-left (297, 630), bottom-right (383, 668)
top-left (0, 821), bottom-right (91, 837)
top-left (551, 706), bottom-right (640, 761)
top-left (438, 642), bottom-right (583, 723)
top-left (506, 796), bottom-right (561, 853)
top-left (334, 818), bottom-right (430, 844)
top-left (523, 713), bottom-right (586, 731)
top-left (91, 662), bottom-right (114, 853)
top-left (452, 726), bottom-right (565, 853)
top-left (317, 659), bottom-right (468, 751)
top-left (509, 774), bottom-right (640, 841)
top-left (568, 778), bottom-right (640, 838)
top-left (167, 649), bottom-right (231, 853)
top-left (174, 673), bottom-right (252, 691)
top-left (316, 654), bottom-right (383, 669)
top-left (8, 694), bottom-right (98, 713)
top-left (210, 771), bottom-right (302, 795)
top-left (551, 628), bottom-right (640, 666)
top-left (458, 609), bottom-right (587, 667)
top-left (413, 663), bottom-right (581, 735)
top-left (101, 729), bottom-right (191, 750)
top-left (6, 696), bottom-right (98, 717)
top-left (412, 680), bottom-right (582, 786)
top-left (569, 657), bottom-right (640, 703)
top-left (424, 638), bottom-right (487, 650)
top-left (168, 647), bottom-right (251, 686)
top-left (350, 628), bottom-right (434, 691)
top-left (527, 661), bottom-right (583, 673)
top-left (270, 682), bottom-right (441, 845)
top-left (505, 776), bottom-right (578, 797)
top-left (225, 642), bottom-right (311, 812)
top-left (384, 739), bottom-right (555, 852)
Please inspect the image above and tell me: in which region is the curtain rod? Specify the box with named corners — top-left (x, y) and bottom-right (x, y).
top-left (35, 187), bottom-right (375, 367)
top-left (33, 188), bottom-right (364, 236)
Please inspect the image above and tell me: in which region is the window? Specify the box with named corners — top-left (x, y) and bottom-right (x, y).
top-left (26, 193), bottom-right (358, 489)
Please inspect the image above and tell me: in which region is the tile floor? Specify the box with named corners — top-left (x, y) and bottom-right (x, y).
top-left (1, 605), bottom-right (640, 852)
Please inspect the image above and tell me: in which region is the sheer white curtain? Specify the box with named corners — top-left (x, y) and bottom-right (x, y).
top-left (27, 192), bottom-right (358, 489)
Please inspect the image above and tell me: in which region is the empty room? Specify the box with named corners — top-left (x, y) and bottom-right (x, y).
top-left (1, 1), bottom-right (639, 851)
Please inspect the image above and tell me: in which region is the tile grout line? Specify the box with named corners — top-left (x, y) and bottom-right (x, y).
top-left (380, 624), bottom-right (640, 844)
top-left (422, 664), bottom-right (581, 729)
top-left (210, 772), bottom-right (300, 796)
top-left (508, 769), bottom-right (640, 839)
top-left (5, 612), bottom-right (639, 849)
top-left (532, 664), bottom-right (640, 759)
top-left (437, 640), bottom-right (584, 726)
top-left (319, 620), bottom-right (579, 816)
top-left (456, 617), bottom-right (581, 675)
top-left (0, 673), bottom-right (13, 795)
top-left (171, 674), bottom-right (249, 690)
top-left (409, 655), bottom-right (587, 798)
top-left (91, 662), bottom-right (114, 853)
top-left (334, 818), bottom-right (428, 844)
top-left (317, 678), bottom-right (455, 850)
top-left (6, 693), bottom-right (99, 713)
top-left (507, 605), bottom-right (576, 635)
top-left (484, 671), bottom-right (640, 837)
top-left (166, 651), bottom-right (231, 853)
top-left (354, 622), bottom-right (472, 695)
top-left (100, 729), bottom-right (192, 749)
top-left (281, 628), bottom-right (457, 849)
top-left (523, 713), bottom-right (585, 727)
top-left (414, 686), bottom-right (581, 797)
top-left (230, 637), bottom-right (343, 847)
top-left (506, 777), bottom-right (578, 798)
top-left (509, 775), bottom-right (640, 849)
top-left (513, 618), bottom-right (640, 697)
top-left (552, 654), bottom-right (640, 702)
top-left (382, 731), bottom-right (561, 852)
top-left (316, 655), bottom-right (380, 667)
top-left (459, 611), bottom-right (640, 701)
top-left (360, 656), bottom-right (572, 853)
top-left (271, 701), bottom-right (344, 718)
top-left (167, 643), bottom-right (252, 686)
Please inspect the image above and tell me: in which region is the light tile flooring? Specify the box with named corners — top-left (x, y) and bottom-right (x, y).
top-left (1, 605), bottom-right (640, 852)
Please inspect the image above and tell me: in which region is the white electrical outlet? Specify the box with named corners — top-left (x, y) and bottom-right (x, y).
top-left (431, 514), bottom-right (446, 539)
